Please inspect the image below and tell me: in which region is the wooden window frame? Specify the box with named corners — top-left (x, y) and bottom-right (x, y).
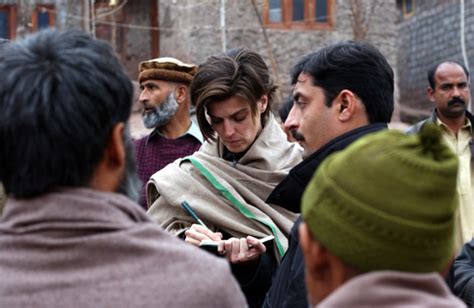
top-left (0, 5), bottom-right (16, 39)
top-left (263, 0), bottom-right (334, 30)
top-left (31, 5), bottom-right (55, 31)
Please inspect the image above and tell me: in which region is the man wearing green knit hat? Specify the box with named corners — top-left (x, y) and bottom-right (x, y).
top-left (299, 124), bottom-right (464, 307)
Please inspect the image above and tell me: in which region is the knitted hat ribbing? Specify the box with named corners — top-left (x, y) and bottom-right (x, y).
top-left (301, 124), bottom-right (458, 273)
top-left (138, 57), bottom-right (197, 84)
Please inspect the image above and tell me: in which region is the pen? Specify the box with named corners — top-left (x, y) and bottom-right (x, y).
top-left (181, 201), bottom-right (209, 230)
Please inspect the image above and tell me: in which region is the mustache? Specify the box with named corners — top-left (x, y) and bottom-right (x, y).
top-left (448, 97), bottom-right (466, 106)
top-left (291, 130), bottom-right (305, 141)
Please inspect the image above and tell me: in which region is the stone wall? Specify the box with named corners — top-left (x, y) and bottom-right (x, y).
top-left (397, 0), bottom-right (474, 123)
top-left (159, 0), bottom-right (399, 119)
top-left (94, 0), bottom-right (155, 80)
top-left (123, 0), bottom-right (155, 79)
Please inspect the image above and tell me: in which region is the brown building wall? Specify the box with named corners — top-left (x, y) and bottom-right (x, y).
top-left (158, 0), bottom-right (399, 118)
top-left (2, 0), bottom-right (157, 82)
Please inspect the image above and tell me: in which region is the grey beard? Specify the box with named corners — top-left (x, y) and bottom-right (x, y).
top-left (117, 125), bottom-right (141, 203)
top-left (143, 92), bottom-right (179, 129)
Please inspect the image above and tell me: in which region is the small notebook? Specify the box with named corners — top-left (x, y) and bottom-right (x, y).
top-left (199, 235), bottom-right (275, 256)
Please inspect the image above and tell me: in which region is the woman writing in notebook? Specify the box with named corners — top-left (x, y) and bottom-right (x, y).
top-left (146, 48), bottom-right (302, 307)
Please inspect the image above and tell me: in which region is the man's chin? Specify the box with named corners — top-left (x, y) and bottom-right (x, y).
top-left (302, 147), bottom-right (313, 160)
top-left (443, 106), bottom-right (467, 118)
top-left (142, 122), bottom-right (156, 130)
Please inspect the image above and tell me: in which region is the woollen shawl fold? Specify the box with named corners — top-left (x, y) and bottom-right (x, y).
top-left (146, 114), bottom-right (302, 259)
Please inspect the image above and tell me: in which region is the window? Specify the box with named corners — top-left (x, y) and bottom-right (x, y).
top-left (0, 5), bottom-right (16, 39)
top-left (32, 5), bottom-right (55, 31)
top-left (402, 0), bottom-right (414, 16)
top-left (269, 0), bottom-right (282, 23)
top-left (264, 0), bottom-right (333, 29)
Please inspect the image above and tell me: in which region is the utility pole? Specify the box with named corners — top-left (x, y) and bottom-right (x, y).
top-left (90, 0), bottom-right (96, 38)
top-left (16, 0), bottom-right (33, 38)
top-left (84, 0), bottom-right (90, 33)
top-left (220, 0), bottom-right (226, 52)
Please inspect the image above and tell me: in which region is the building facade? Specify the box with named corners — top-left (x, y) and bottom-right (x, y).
top-left (0, 0), bottom-right (158, 80)
top-left (159, 0), bottom-right (400, 117)
top-left (8, 1), bottom-right (453, 123)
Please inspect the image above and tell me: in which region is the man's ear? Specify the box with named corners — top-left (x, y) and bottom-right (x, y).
top-left (299, 223), bottom-right (331, 305)
top-left (427, 87), bottom-right (436, 103)
top-left (300, 223), bottom-right (327, 271)
top-left (89, 122), bottom-right (126, 192)
top-left (108, 122), bottom-right (126, 168)
top-left (334, 90), bottom-right (357, 122)
top-left (175, 85), bottom-right (187, 104)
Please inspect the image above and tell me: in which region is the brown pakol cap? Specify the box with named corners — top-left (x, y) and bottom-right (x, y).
top-left (138, 57), bottom-right (197, 84)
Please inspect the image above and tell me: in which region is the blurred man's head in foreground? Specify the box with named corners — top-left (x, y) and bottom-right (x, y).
top-left (299, 124), bottom-right (458, 305)
top-left (0, 29), bottom-right (139, 201)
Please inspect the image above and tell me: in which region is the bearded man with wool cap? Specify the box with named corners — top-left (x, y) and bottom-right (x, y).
top-left (134, 57), bottom-right (203, 209)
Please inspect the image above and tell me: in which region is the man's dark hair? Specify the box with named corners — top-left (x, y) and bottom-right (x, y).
top-left (191, 47), bottom-right (277, 141)
top-left (0, 29), bottom-right (133, 198)
top-left (290, 41), bottom-right (394, 123)
top-left (290, 52), bottom-right (312, 85)
top-left (279, 96), bottom-right (293, 123)
top-left (427, 60), bottom-right (470, 89)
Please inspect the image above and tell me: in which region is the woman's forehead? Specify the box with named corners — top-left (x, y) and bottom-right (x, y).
top-left (206, 96), bottom-right (251, 118)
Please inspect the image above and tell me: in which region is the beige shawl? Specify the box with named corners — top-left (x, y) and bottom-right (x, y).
top-left (147, 114), bottom-right (302, 259)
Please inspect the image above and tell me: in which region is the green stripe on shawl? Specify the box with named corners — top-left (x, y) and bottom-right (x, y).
top-left (186, 157), bottom-right (285, 257)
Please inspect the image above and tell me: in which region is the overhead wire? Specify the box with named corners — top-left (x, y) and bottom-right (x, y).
top-left (35, 4), bottom-right (331, 33)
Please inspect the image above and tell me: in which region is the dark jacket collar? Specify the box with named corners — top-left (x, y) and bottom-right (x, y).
top-left (266, 123), bottom-right (388, 212)
top-left (427, 109), bottom-right (474, 127)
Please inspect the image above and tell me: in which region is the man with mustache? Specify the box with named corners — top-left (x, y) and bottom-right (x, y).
top-left (134, 57), bottom-right (203, 209)
top-left (216, 41), bottom-right (394, 307)
top-left (0, 29), bottom-right (246, 307)
top-left (407, 60), bottom-right (473, 251)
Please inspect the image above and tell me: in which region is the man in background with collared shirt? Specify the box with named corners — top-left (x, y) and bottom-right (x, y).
top-left (407, 60), bottom-right (473, 251)
top-left (134, 57), bottom-right (203, 209)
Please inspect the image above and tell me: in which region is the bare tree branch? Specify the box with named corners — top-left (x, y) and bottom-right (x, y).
top-left (349, 0), bottom-right (378, 41)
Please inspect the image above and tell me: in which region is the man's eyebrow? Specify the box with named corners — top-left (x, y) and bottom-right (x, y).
top-left (293, 91), bottom-right (305, 101)
top-left (142, 81), bottom-right (158, 87)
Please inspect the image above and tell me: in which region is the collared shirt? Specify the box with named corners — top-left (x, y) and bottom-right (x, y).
top-left (436, 116), bottom-right (474, 250)
top-left (147, 120), bottom-right (203, 144)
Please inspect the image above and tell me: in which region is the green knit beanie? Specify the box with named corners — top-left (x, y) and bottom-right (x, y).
top-left (301, 124), bottom-right (458, 273)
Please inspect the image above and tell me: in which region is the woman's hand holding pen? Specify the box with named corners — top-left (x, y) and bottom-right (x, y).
top-left (184, 224), bottom-right (266, 264)
top-left (184, 224), bottom-right (223, 247)
top-left (181, 198), bottom-right (266, 264)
